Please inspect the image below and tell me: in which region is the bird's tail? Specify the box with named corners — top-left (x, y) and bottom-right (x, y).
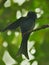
top-left (0, 27), bottom-right (8, 32)
top-left (17, 40), bottom-right (29, 59)
top-left (16, 33), bottom-right (30, 59)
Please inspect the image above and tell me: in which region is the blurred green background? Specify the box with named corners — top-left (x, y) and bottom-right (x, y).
top-left (0, 0), bottom-right (49, 65)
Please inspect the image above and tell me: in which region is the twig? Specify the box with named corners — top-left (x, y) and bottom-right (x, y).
top-left (23, 24), bottom-right (49, 35)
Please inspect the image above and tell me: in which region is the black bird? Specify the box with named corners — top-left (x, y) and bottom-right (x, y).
top-left (1, 11), bottom-right (37, 59)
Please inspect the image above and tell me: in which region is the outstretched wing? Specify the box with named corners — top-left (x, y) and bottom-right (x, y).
top-left (1, 17), bottom-right (24, 32)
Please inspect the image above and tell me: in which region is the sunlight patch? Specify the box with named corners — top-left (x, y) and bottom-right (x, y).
top-left (13, 0), bottom-right (26, 6)
top-left (28, 41), bottom-right (35, 51)
top-left (34, 23), bottom-right (39, 29)
top-left (32, 61), bottom-right (38, 65)
top-left (36, 13), bottom-right (41, 18)
top-left (35, 8), bottom-right (44, 14)
top-left (2, 50), bottom-right (17, 65)
top-left (15, 32), bottom-right (19, 36)
top-left (35, 8), bottom-right (41, 13)
top-left (31, 48), bottom-right (36, 54)
top-left (22, 9), bottom-right (28, 17)
top-left (28, 52), bottom-right (35, 60)
top-left (16, 10), bottom-right (22, 19)
top-left (7, 30), bottom-right (12, 36)
top-left (2, 41), bottom-right (8, 48)
top-left (22, 54), bottom-right (27, 59)
top-left (28, 41), bottom-right (36, 60)
top-left (4, 0), bottom-right (11, 7)
top-left (20, 60), bottom-right (30, 65)
top-left (35, 8), bottom-right (44, 18)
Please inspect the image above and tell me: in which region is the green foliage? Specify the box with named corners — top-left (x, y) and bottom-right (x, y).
top-left (0, 0), bottom-right (49, 65)
top-left (0, 0), bottom-right (6, 8)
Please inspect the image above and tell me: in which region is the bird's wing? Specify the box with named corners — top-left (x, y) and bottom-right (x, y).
top-left (1, 17), bottom-right (25, 32)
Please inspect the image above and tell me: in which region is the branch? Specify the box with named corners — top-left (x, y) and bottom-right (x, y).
top-left (24, 24), bottom-right (49, 35)
top-left (32, 24), bottom-right (49, 32)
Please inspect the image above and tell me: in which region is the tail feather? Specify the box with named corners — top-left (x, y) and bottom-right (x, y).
top-left (16, 33), bottom-right (30, 59)
top-left (17, 42), bottom-right (29, 59)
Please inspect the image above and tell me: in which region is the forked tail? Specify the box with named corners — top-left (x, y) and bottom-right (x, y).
top-left (16, 33), bottom-right (30, 59)
top-left (17, 40), bottom-right (29, 59)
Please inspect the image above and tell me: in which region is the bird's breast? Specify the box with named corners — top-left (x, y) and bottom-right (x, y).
top-left (20, 19), bottom-right (35, 33)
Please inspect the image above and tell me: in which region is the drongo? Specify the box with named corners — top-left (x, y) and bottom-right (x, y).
top-left (1, 11), bottom-right (37, 59)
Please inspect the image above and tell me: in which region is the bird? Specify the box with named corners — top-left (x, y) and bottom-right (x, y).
top-left (1, 11), bottom-right (37, 59)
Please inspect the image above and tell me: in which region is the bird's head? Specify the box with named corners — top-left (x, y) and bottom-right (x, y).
top-left (27, 11), bottom-right (37, 19)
